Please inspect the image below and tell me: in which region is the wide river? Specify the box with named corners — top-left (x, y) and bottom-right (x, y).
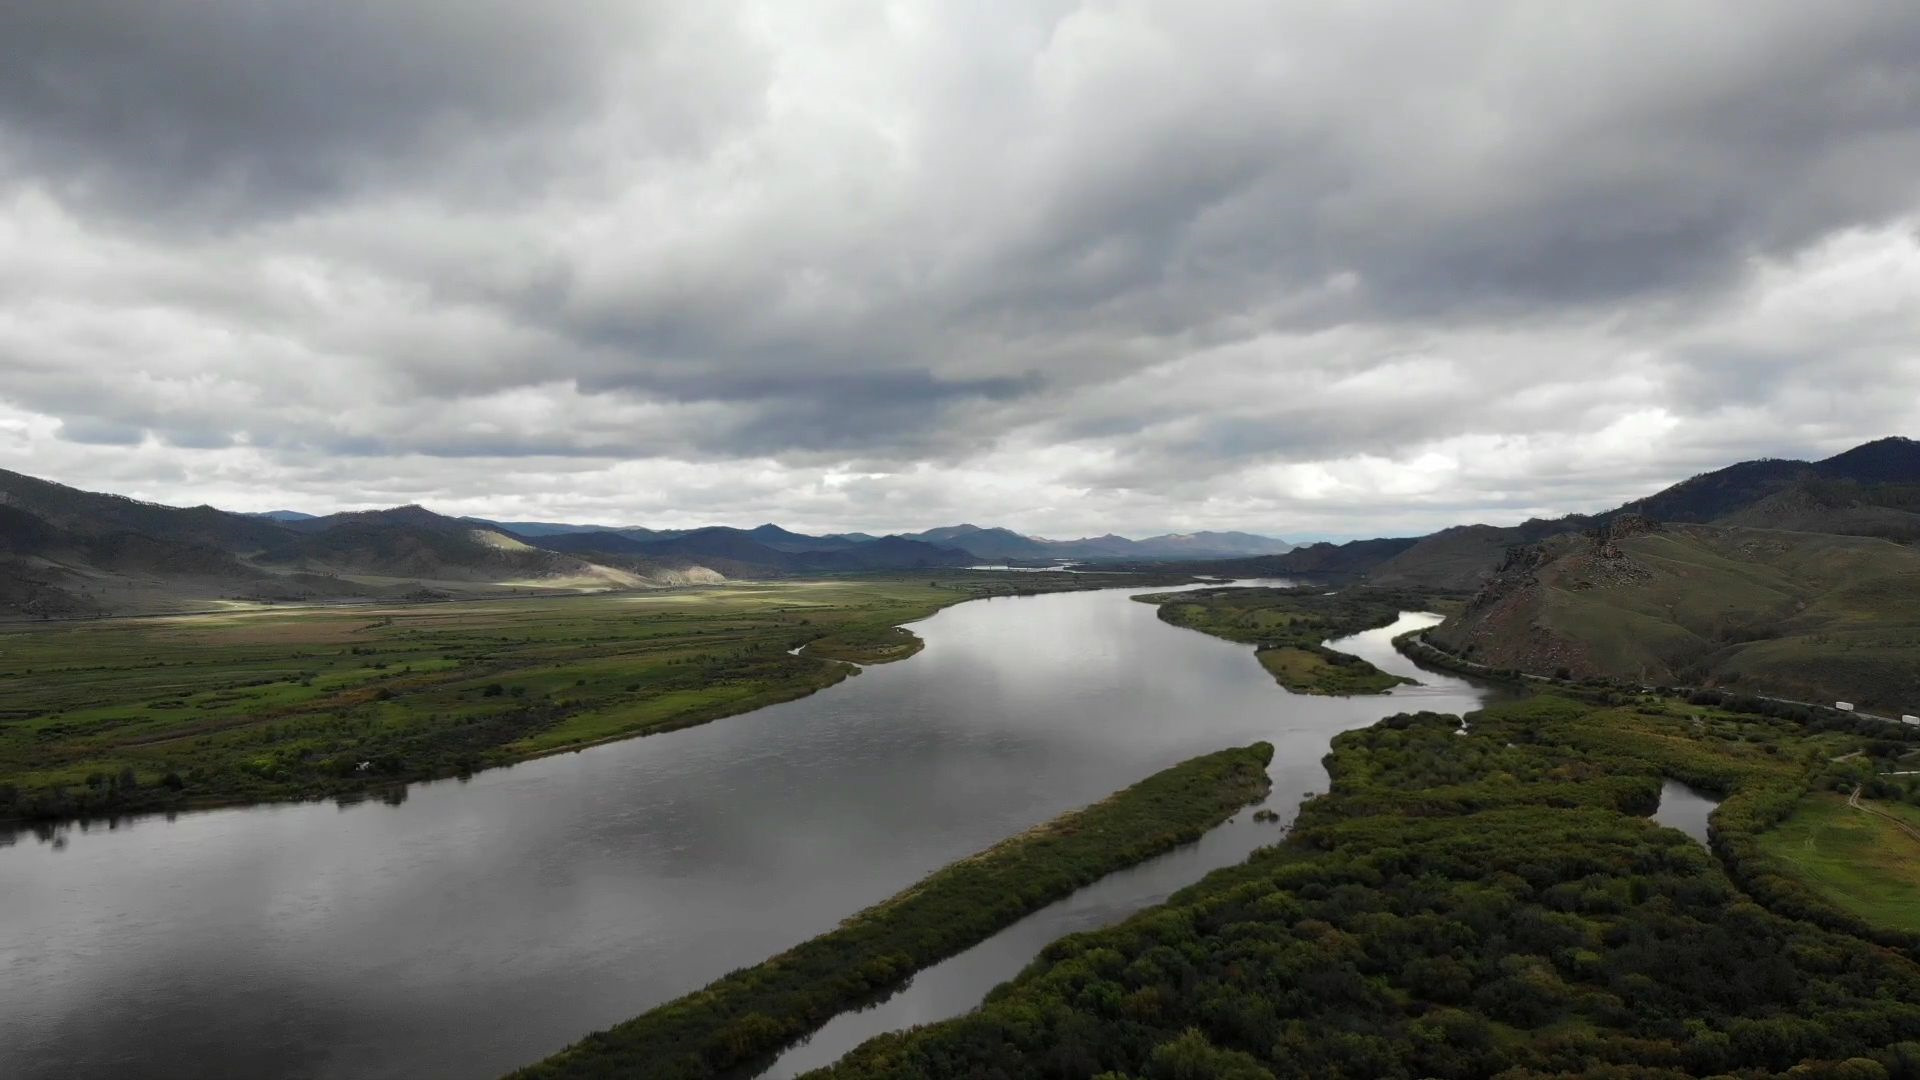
top-left (0, 582), bottom-right (1498, 1080)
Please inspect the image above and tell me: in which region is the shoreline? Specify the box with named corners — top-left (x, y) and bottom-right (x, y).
top-left (0, 573), bottom-right (1199, 834)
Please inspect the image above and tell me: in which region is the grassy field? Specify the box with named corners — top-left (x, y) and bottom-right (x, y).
top-left (1139, 586), bottom-right (1427, 695)
top-left (0, 571), bottom-right (1180, 823)
top-left (508, 743), bottom-right (1274, 1080)
top-left (1759, 792), bottom-right (1920, 933)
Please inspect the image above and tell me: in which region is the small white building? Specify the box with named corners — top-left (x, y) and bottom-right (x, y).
top-left (1904, 715), bottom-right (1920, 726)
top-left (1835, 701), bottom-right (1856, 712)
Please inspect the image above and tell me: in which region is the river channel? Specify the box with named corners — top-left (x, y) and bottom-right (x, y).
top-left (0, 581), bottom-right (1498, 1079)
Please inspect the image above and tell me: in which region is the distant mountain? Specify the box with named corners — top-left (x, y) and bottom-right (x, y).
top-left (0, 472), bottom-right (724, 618)
top-left (544, 525), bottom-right (975, 572)
top-left (449, 517), bottom-right (1296, 564)
top-left (528, 531), bottom-right (659, 556)
top-left (0, 467), bottom-right (293, 552)
top-left (251, 505), bottom-right (622, 583)
top-left (787, 535), bottom-right (975, 571)
top-left (248, 509), bottom-right (317, 522)
top-left (281, 504), bottom-right (453, 533)
top-left (467, 517), bottom-right (638, 538)
top-left (1127, 531), bottom-right (1295, 558)
top-left (1183, 536), bottom-right (1419, 581)
top-left (1611, 458), bottom-right (1809, 523)
top-left (626, 526), bottom-right (808, 565)
top-left (1260, 436), bottom-right (1920, 592)
top-left (1612, 436), bottom-right (1920, 527)
top-left (894, 524), bottom-right (1292, 562)
top-left (742, 523), bottom-right (882, 552)
top-left (899, 524), bottom-right (1056, 561)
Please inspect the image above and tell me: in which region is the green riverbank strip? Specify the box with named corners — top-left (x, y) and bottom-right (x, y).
top-left (1138, 586), bottom-right (1438, 695)
top-left (506, 742), bottom-right (1275, 1080)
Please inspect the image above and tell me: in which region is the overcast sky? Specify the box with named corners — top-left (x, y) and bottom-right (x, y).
top-left (1, 2), bottom-right (1917, 540)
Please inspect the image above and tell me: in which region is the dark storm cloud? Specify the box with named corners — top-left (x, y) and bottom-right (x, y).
top-left (0, 2), bottom-right (759, 222)
top-left (0, 1), bottom-right (1917, 534)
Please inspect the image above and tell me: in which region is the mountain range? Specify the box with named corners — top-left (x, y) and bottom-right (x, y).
top-left (0, 470), bottom-right (730, 618)
top-left (0, 468), bottom-right (1289, 618)
top-left (458, 518), bottom-right (1293, 563)
top-left (9, 435), bottom-right (1914, 700)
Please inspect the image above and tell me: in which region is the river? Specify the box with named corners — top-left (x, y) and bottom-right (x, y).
top-left (0, 582), bottom-right (1498, 1080)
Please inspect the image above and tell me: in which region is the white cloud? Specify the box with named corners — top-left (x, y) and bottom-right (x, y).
top-left (0, 2), bottom-right (1917, 539)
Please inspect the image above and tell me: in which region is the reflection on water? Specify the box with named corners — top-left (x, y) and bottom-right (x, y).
top-left (1652, 779), bottom-right (1721, 845)
top-left (759, 610), bottom-right (1500, 1078)
top-left (1, 585), bottom-right (1496, 1080)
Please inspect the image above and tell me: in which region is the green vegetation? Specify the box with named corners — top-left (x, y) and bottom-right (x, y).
top-left (1760, 793), bottom-right (1920, 934)
top-left (1138, 586), bottom-right (1433, 695)
top-left (799, 624), bottom-right (925, 664)
top-left (508, 743), bottom-right (1275, 1080)
top-left (1433, 522), bottom-right (1920, 711)
top-left (1255, 646), bottom-right (1408, 695)
top-left (0, 571), bottom-right (1182, 823)
top-left (814, 695), bottom-right (1920, 1080)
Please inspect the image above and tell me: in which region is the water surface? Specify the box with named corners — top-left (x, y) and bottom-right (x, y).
top-left (2, 586), bottom-right (1493, 1080)
top-left (1652, 779), bottom-right (1721, 844)
top-left (761, 610), bottom-right (1492, 1077)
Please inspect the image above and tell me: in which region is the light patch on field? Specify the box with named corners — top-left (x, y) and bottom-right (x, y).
top-left (615, 581), bottom-right (809, 600)
top-left (469, 528), bottom-right (535, 552)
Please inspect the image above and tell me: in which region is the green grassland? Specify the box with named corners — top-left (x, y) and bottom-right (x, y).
top-left (0, 571), bottom-right (1181, 823)
top-left (1759, 792), bottom-right (1920, 934)
top-left (510, 743), bottom-right (1274, 1080)
top-left (814, 696), bottom-right (1920, 1080)
top-left (798, 624), bottom-right (925, 664)
top-left (1139, 586), bottom-right (1426, 695)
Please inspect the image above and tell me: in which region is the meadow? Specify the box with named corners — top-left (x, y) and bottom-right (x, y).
top-left (0, 571), bottom-right (1177, 823)
top-left (1759, 792), bottom-right (1920, 934)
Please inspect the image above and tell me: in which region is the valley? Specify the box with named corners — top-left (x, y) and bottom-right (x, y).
top-left (0, 572), bottom-right (1181, 824)
top-left (12, 13), bottom-right (1920, 1080)
top-left (0, 578), bottom-right (1498, 1080)
top-left (5, 439), bottom-right (1920, 1080)
top-left (0, 467), bottom-right (1292, 620)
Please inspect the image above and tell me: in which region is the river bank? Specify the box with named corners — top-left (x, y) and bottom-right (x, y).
top-left (1, 581), bottom-right (1496, 1080)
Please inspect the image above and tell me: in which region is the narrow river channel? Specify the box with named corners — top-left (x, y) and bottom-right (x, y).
top-left (0, 582), bottom-right (1500, 1080)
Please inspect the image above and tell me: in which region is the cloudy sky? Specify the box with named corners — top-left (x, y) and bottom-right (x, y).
top-left (1, 2), bottom-right (1917, 540)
